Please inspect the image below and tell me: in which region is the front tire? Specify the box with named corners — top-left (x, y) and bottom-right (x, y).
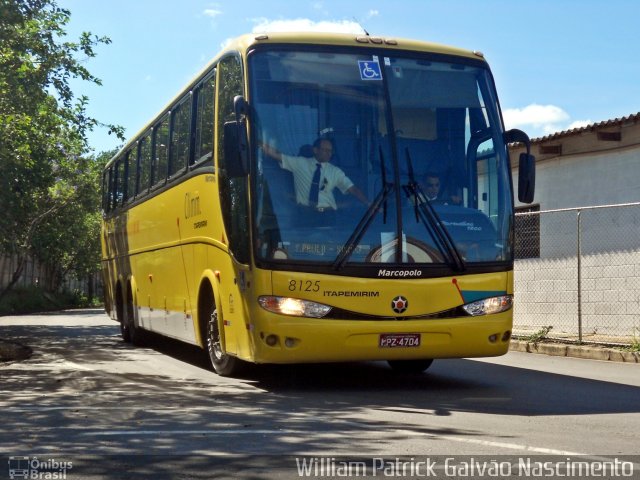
top-left (206, 304), bottom-right (243, 376)
top-left (387, 359), bottom-right (434, 374)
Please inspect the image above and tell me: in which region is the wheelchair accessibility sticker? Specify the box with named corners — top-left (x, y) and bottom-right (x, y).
top-left (358, 60), bottom-right (382, 80)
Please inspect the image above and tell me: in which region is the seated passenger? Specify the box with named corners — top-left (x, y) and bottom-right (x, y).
top-left (408, 172), bottom-right (461, 206)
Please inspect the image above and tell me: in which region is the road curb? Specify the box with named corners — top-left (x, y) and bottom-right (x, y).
top-left (510, 339), bottom-right (639, 363)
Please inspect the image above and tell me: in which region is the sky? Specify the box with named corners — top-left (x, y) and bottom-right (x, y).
top-left (58, 0), bottom-right (640, 154)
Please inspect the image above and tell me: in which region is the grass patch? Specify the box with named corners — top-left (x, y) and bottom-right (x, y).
top-left (620, 328), bottom-right (640, 353)
top-left (524, 326), bottom-right (553, 346)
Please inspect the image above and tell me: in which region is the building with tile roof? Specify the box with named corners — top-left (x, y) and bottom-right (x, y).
top-left (509, 113), bottom-right (640, 344)
top-left (510, 112), bottom-right (640, 210)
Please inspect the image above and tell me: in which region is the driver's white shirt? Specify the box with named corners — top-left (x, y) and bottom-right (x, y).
top-left (281, 155), bottom-right (353, 210)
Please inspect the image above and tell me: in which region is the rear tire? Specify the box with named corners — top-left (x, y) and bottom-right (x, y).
top-left (387, 359), bottom-right (433, 374)
top-left (117, 285), bottom-right (131, 343)
top-left (206, 302), bottom-right (243, 376)
top-left (120, 321), bottom-right (131, 343)
top-left (126, 286), bottom-right (144, 346)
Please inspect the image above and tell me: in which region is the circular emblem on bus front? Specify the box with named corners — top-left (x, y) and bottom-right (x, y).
top-left (391, 295), bottom-right (408, 314)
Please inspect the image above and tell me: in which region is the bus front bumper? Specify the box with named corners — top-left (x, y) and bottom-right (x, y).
top-left (246, 311), bottom-right (513, 364)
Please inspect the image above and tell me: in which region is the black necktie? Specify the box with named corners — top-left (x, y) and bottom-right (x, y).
top-left (308, 163), bottom-right (322, 206)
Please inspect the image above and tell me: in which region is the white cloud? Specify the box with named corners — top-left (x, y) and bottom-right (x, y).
top-left (503, 104), bottom-right (569, 130)
top-left (366, 10), bottom-right (380, 19)
top-left (312, 2), bottom-right (328, 15)
top-left (203, 8), bottom-right (222, 19)
top-left (251, 18), bottom-right (364, 35)
top-left (567, 119), bottom-right (593, 130)
top-left (503, 104), bottom-right (595, 138)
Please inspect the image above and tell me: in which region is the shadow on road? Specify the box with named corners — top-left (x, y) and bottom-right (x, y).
top-left (1, 315), bottom-right (639, 459)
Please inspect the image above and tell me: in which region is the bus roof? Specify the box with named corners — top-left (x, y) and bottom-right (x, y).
top-left (106, 32), bottom-right (487, 168)
top-left (233, 32), bottom-right (483, 59)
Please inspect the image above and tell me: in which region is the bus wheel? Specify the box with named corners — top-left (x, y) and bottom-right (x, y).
top-left (206, 304), bottom-right (242, 376)
top-left (117, 286), bottom-right (130, 343)
top-left (126, 286), bottom-right (144, 346)
top-left (387, 359), bottom-right (433, 374)
top-left (120, 316), bottom-right (131, 343)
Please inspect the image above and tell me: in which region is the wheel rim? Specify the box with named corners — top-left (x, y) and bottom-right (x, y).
top-left (208, 308), bottom-right (224, 362)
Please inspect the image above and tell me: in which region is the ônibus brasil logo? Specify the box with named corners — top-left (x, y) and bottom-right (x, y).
top-left (8, 456), bottom-right (73, 479)
top-left (391, 296), bottom-right (408, 314)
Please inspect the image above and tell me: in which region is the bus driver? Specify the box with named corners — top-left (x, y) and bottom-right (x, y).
top-left (260, 138), bottom-right (369, 225)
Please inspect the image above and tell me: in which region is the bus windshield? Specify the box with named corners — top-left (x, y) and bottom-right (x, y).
top-left (249, 47), bottom-right (513, 270)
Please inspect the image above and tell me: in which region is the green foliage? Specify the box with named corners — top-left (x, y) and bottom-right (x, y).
top-left (0, 0), bottom-right (123, 298)
top-left (31, 149), bottom-right (116, 290)
top-left (525, 326), bottom-right (553, 346)
top-left (623, 328), bottom-right (640, 353)
top-left (0, 285), bottom-right (101, 315)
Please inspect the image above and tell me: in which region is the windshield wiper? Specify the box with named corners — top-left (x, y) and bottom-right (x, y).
top-left (380, 146), bottom-right (389, 224)
top-left (403, 148), bottom-right (466, 272)
top-left (333, 148), bottom-right (393, 271)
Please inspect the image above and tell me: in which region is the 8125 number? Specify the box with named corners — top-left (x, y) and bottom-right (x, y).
top-left (289, 280), bottom-right (320, 292)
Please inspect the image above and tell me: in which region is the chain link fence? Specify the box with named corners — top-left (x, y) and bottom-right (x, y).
top-left (514, 203), bottom-right (640, 345)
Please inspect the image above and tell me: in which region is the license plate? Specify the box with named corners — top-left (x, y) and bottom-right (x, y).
top-left (379, 333), bottom-right (421, 348)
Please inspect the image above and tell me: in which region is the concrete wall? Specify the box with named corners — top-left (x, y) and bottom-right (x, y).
top-left (512, 117), bottom-right (640, 210)
top-left (514, 249), bottom-right (640, 341)
top-left (528, 148), bottom-right (640, 209)
top-left (510, 115), bottom-right (640, 343)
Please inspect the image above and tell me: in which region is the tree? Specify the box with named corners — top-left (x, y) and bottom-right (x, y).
top-left (31, 149), bottom-right (115, 297)
top-left (0, 0), bottom-right (123, 299)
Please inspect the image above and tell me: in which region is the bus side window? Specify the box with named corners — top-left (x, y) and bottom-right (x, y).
top-left (109, 165), bottom-right (115, 210)
top-left (217, 55), bottom-right (249, 263)
top-left (114, 158), bottom-right (125, 208)
top-left (102, 169), bottom-right (111, 213)
top-left (152, 114), bottom-right (170, 187)
top-left (169, 94), bottom-right (191, 177)
top-left (126, 146), bottom-right (138, 202)
top-left (138, 133), bottom-right (152, 195)
top-left (110, 161), bottom-right (116, 210)
top-left (193, 72), bottom-right (215, 167)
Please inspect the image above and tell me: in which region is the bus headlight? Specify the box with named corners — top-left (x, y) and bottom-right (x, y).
top-left (258, 296), bottom-right (332, 318)
top-left (462, 295), bottom-right (513, 316)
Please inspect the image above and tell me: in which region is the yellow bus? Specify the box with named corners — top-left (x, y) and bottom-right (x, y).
top-left (101, 32), bottom-right (535, 376)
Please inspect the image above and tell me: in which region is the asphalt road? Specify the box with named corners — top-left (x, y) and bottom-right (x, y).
top-left (1, 309), bottom-right (639, 479)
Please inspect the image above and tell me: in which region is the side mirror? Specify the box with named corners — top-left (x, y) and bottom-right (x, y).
top-left (518, 153), bottom-right (535, 203)
top-left (223, 120), bottom-right (248, 177)
top-left (223, 95), bottom-right (250, 178)
top-left (504, 128), bottom-right (536, 204)
top-left (234, 94), bottom-right (248, 118)
top-left (504, 128), bottom-right (531, 150)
